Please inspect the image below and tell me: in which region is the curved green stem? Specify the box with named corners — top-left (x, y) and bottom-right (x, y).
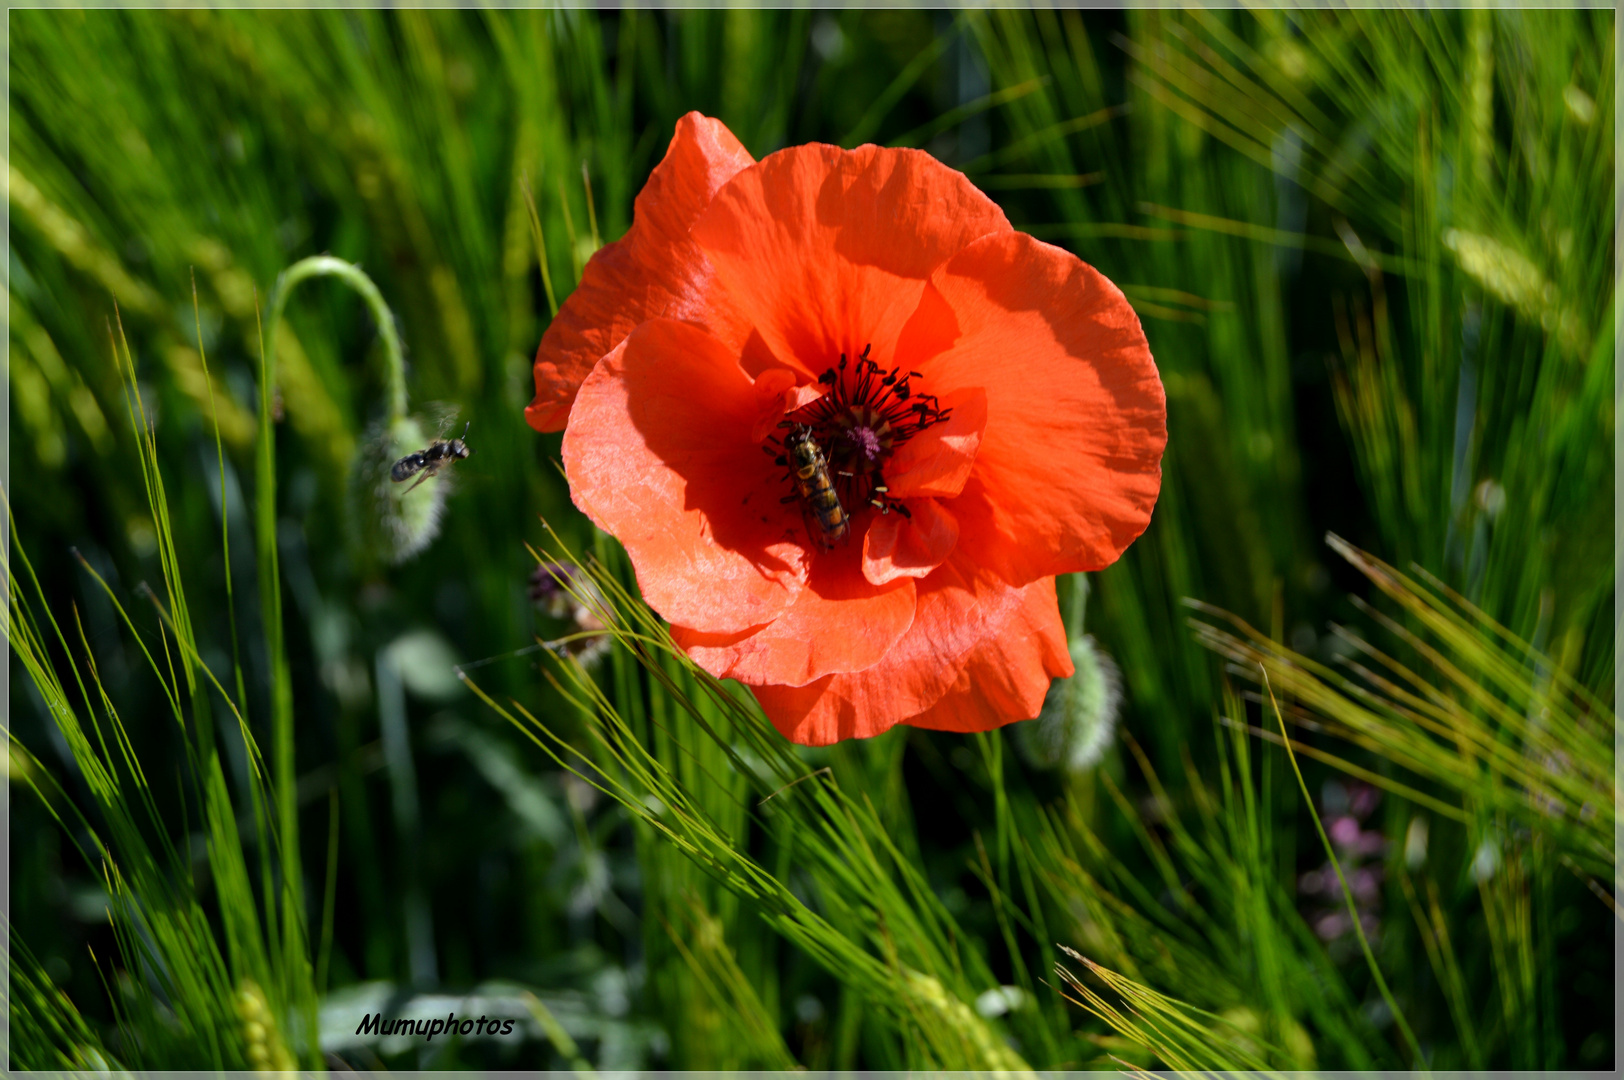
top-left (265, 256), bottom-right (409, 424)
top-left (254, 255), bottom-right (405, 1062)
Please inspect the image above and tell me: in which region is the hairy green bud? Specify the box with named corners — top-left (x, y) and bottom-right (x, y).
top-left (349, 413), bottom-right (449, 564)
top-left (1017, 635), bottom-right (1122, 774)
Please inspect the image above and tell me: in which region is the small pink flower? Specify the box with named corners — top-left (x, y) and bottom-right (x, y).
top-left (1329, 815), bottom-right (1363, 848)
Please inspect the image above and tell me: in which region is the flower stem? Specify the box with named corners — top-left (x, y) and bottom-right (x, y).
top-left (1065, 572), bottom-right (1090, 640)
top-left (253, 256), bottom-right (406, 1053)
top-left (264, 255), bottom-right (409, 424)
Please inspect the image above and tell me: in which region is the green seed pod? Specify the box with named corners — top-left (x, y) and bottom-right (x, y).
top-left (1017, 635), bottom-right (1122, 774)
top-left (235, 977), bottom-right (295, 1072)
top-left (349, 412), bottom-right (450, 564)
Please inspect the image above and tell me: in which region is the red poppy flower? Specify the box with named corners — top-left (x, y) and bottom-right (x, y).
top-left (529, 113), bottom-right (1165, 746)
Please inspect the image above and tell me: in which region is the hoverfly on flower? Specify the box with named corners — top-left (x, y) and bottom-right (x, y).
top-left (528, 113), bottom-right (1167, 745)
top-left (798, 342), bottom-right (949, 518)
top-left (775, 423), bottom-right (850, 552)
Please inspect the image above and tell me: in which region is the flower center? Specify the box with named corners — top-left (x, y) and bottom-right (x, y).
top-left (805, 343), bottom-right (951, 472)
top-left (767, 344), bottom-right (952, 531)
top-left (845, 421), bottom-right (885, 466)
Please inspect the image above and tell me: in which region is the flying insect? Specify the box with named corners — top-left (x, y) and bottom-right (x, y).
top-left (392, 421), bottom-right (472, 494)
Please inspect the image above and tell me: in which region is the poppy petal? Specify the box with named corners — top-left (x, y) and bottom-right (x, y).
top-left (917, 231), bottom-right (1166, 582)
top-left (903, 576), bottom-right (1072, 733)
top-left (675, 539), bottom-right (916, 686)
top-left (562, 319), bottom-right (806, 634)
top-left (862, 498), bottom-right (958, 585)
top-left (884, 387), bottom-right (986, 500)
top-left (751, 555), bottom-right (1060, 745)
top-left (526, 113), bottom-right (756, 432)
top-left (750, 367), bottom-right (829, 442)
top-left (691, 143), bottom-right (1010, 379)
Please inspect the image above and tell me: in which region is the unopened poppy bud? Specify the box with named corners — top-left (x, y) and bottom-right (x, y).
top-left (1017, 635), bottom-right (1122, 774)
top-left (350, 414), bottom-right (448, 564)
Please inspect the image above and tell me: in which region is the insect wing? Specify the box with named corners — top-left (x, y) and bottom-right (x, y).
top-left (419, 400), bottom-right (461, 440)
top-left (400, 468), bottom-right (435, 495)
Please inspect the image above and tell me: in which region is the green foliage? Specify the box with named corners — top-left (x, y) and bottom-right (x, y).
top-left (8, 8), bottom-right (1612, 1072)
top-left (469, 531), bottom-right (1046, 1071)
top-left (10, 937), bottom-right (119, 1071)
top-left (7, 328), bottom-right (314, 1068)
top-left (1193, 536), bottom-right (1614, 877)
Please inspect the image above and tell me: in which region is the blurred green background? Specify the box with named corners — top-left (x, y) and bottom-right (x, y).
top-left (8, 8), bottom-right (1614, 1071)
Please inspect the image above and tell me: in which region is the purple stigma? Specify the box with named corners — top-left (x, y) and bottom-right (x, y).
top-left (849, 426), bottom-right (883, 463)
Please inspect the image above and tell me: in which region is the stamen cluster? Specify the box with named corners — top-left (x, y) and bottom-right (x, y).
top-left (767, 344), bottom-right (953, 523)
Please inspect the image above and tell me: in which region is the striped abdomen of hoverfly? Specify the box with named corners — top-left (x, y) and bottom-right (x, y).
top-left (783, 425), bottom-right (850, 551)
